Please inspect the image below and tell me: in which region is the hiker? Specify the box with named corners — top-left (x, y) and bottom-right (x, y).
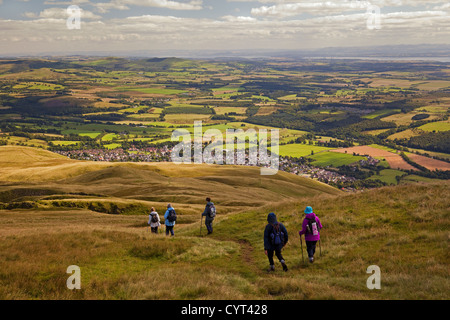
top-left (264, 212), bottom-right (289, 272)
top-left (164, 203), bottom-right (177, 237)
top-left (148, 207), bottom-right (161, 234)
top-left (299, 206), bottom-right (323, 263)
top-left (201, 197), bottom-right (216, 235)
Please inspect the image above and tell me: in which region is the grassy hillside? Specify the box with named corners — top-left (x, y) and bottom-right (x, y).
top-left (0, 146), bottom-right (448, 300)
top-left (0, 146), bottom-right (340, 215)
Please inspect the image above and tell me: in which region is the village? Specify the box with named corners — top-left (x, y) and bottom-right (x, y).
top-left (55, 145), bottom-right (371, 191)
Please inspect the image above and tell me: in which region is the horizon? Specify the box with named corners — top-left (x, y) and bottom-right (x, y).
top-left (2, 44), bottom-right (450, 60)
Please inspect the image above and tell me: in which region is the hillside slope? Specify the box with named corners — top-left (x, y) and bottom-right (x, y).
top-left (0, 146), bottom-right (448, 300)
top-left (0, 146), bottom-right (340, 215)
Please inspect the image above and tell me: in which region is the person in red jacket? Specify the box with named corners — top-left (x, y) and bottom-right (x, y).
top-left (299, 206), bottom-right (323, 263)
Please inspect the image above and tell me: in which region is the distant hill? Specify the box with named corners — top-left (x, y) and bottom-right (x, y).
top-left (0, 146), bottom-right (340, 215)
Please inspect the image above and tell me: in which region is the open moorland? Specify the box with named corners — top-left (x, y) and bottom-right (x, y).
top-left (0, 146), bottom-right (448, 300)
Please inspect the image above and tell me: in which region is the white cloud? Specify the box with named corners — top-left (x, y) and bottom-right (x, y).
top-left (94, 0), bottom-right (203, 13)
top-left (222, 15), bottom-right (257, 22)
top-left (24, 7), bottom-right (102, 20)
top-left (251, 1), bottom-right (373, 18)
top-left (1, 2), bottom-right (449, 54)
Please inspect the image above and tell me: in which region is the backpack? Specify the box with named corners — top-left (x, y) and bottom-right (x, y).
top-left (208, 203), bottom-right (216, 218)
top-left (167, 208), bottom-right (177, 223)
top-left (150, 212), bottom-right (158, 223)
top-left (306, 217), bottom-right (320, 236)
top-left (270, 223), bottom-right (285, 246)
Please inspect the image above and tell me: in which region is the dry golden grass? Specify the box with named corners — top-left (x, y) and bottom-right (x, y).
top-left (1, 181), bottom-right (448, 300)
top-left (0, 146), bottom-right (448, 300)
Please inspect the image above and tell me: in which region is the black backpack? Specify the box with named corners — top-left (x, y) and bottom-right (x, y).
top-left (150, 212), bottom-right (158, 223)
top-left (208, 203), bottom-right (216, 218)
top-left (167, 208), bottom-right (177, 223)
top-left (270, 223), bottom-right (284, 246)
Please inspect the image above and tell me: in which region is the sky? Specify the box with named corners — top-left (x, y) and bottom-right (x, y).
top-left (0, 0), bottom-right (449, 55)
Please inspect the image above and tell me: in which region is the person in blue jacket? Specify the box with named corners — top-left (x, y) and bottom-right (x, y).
top-left (201, 197), bottom-right (215, 235)
top-left (164, 203), bottom-right (176, 236)
top-left (264, 212), bottom-right (288, 272)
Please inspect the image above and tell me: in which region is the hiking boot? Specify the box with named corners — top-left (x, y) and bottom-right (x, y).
top-left (281, 260), bottom-right (288, 272)
top-left (267, 265), bottom-right (275, 272)
top-left (309, 257), bottom-right (314, 263)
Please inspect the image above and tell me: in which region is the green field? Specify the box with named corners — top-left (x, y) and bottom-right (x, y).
top-left (52, 141), bottom-right (79, 146)
top-left (308, 151), bottom-right (365, 167)
top-left (363, 109), bottom-right (400, 119)
top-left (13, 82), bottom-right (64, 91)
top-left (101, 133), bottom-right (120, 141)
top-left (277, 144), bottom-right (331, 157)
top-left (78, 132), bottom-right (101, 139)
top-left (418, 121), bottom-right (450, 132)
top-left (103, 143), bottom-right (122, 149)
top-left (116, 87), bottom-right (188, 95)
top-left (367, 169), bottom-right (407, 185)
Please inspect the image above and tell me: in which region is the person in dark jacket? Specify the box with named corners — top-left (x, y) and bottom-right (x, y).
top-left (264, 212), bottom-right (288, 272)
top-left (201, 197), bottom-right (215, 234)
top-left (164, 203), bottom-right (176, 237)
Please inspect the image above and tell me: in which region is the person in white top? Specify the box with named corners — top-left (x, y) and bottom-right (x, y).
top-left (148, 207), bottom-right (161, 234)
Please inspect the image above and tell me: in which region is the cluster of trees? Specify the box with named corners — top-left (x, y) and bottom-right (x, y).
top-left (400, 152), bottom-right (428, 172)
top-left (334, 165), bottom-right (376, 180)
top-left (211, 115), bottom-right (235, 121)
top-left (164, 106), bottom-right (214, 114)
top-left (403, 168), bottom-right (450, 180)
top-left (316, 139), bottom-right (355, 148)
top-left (85, 113), bottom-right (127, 122)
top-left (329, 179), bottom-right (388, 190)
top-left (411, 114), bottom-right (430, 121)
top-left (397, 131), bottom-right (450, 154)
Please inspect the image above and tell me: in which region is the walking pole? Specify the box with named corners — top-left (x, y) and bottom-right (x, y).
top-left (319, 228), bottom-right (323, 256)
top-left (300, 235), bottom-right (305, 264)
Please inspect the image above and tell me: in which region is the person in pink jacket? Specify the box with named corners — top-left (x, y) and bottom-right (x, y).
top-left (299, 206), bottom-right (323, 263)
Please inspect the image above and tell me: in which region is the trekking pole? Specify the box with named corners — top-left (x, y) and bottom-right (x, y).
top-left (319, 228), bottom-right (323, 256)
top-left (300, 235), bottom-right (304, 264)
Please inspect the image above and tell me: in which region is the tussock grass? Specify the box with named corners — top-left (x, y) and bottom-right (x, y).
top-left (0, 147), bottom-right (448, 299)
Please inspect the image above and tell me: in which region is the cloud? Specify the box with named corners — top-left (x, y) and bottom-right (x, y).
top-left (222, 15), bottom-right (257, 22)
top-left (93, 0), bottom-right (203, 13)
top-left (24, 7), bottom-right (102, 20)
top-left (251, 1), bottom-right (373, 18)
top-left (1, 3), bottom-right (449, 54)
